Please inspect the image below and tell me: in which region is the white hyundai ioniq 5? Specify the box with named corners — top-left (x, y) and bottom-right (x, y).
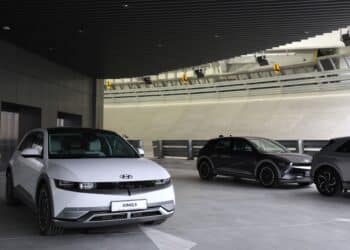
top-left (5, 128), bottom-right (175, 235)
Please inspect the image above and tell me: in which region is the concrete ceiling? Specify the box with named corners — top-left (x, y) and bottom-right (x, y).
top-left (0, 0), bottom-right (349, 78)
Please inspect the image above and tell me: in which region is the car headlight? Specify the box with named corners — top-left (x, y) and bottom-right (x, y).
top-left (154, 178), bottom-right (171, 185)
top-left (55, 180), bottom-right (96, 191)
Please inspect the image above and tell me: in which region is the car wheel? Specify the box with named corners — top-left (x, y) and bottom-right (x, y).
top-left (37, 186), bottom-right (64, 235)
top-left (258, 165), bottom-right (278, 187)
top-left (315, 167), bottom-right (342, 196)
top-left (144, 219), bottom-right (167, 225)
top-left (5, 170), bottom-right (20, 206)
top-left (198, 160), bottom-right (216, 180)
top-left (298, 182), bottom-right (312, 187)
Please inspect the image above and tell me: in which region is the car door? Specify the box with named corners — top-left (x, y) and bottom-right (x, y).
top-left (211, 138), bottom-right (233, 172)
top-left (332, 140), bottom-right (350, 180)
top-left (12, 131), bottom-right (45, 200)
top-left (229, 139), bottom-right (257, 176)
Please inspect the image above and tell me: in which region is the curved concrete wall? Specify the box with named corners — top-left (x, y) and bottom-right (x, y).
top-left (104, 90), bottom-right (350, 155)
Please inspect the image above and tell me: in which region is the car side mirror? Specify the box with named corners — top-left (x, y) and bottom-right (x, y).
top-left (21, 148), bottom-right (41, 158)
top-left (137, 148), bottom-right (145, 157)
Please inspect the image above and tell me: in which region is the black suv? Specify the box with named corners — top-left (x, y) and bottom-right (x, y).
top-left (197, 137), bottom-right (312, 187)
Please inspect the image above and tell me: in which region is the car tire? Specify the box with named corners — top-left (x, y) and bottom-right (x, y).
top-left (5, 170), bottom-right (20, 206)
top-left (315, 167), bottom-right (342, 196)
top-left (144, 219), bottom-right (167, 225)
top-left (297, 182), bottom-right (312, 187)
top-left (198, 160), bottom-right (216, 180)
top-left (258, 165), bottom-right (278, 187)
top-left (37, 185), bottom-right (64, 236)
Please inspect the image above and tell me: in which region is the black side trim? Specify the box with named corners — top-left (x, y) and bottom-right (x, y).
top-left (14, 185), bottom-right (36, 211)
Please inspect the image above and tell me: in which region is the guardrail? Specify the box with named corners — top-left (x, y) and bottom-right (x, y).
top-left (105, 69), bottom-right (350, 103)
top-left (152, 139), bottom-right (329, 159)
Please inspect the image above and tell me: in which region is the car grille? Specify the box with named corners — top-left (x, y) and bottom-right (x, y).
top-left (292, 163), bottom-right (311, 167)
top-left (84, 180), bottom-right (171, 194)
top-left (87, 209), bottom-right (163, 222)
top-left (90, 213), bottom-right (128, 221)
top-left (96, 180), bottom-right (166, 190)
top-left (289, 168), bottom-right (310, 175)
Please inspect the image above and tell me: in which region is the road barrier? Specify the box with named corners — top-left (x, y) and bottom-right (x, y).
top-left (152, 139), bottom-right (329, 159)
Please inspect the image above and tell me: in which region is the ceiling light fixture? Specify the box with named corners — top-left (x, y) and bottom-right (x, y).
top-left (122, 3), bottom-right (129, 8)
top-left (2, 25), bottom-right (11, 31)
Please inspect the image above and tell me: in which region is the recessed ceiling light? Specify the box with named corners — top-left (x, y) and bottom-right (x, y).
top-left (122, 3), bottom-right (129, 8)
top-left (2, 25), bottom-right (11, 31)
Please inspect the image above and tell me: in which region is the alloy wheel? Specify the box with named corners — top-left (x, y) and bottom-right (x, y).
top-left (199, 162), bottom-right (210, 178)
top-left (259, 166), bottom-right (275, 187)
top-left (316, 168), bottom-right (341, 196)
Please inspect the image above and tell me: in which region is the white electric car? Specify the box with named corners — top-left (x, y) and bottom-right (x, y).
top-left (5, 128), bottom-right (175, 235)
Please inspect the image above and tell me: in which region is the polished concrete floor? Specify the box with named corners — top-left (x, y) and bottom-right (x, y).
top-left (1, 159), bottom-right (350, 250)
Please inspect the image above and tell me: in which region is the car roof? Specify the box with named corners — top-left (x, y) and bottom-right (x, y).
top-left (211, 136), bottom-right (270, 140)
top-left (209, 136), bottom-right (272, 142)
top-left (46, 127), bottom-right (117, 134)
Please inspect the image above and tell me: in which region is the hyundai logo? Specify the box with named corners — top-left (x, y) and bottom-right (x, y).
top-left (120, 174), bottom-right (133, 180)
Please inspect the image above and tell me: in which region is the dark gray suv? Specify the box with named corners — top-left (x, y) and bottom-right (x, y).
top-left (197, 137), bottom-right (312, 187)
top-left (312, 137), bottom-right (350, 196)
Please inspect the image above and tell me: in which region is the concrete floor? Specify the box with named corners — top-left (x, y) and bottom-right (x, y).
top-left (2, 159), bottom-right (350, 250)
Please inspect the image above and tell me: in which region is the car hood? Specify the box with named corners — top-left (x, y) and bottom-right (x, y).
top-left (47, 158), bottom-right (170, 182)
top-left (268, 152), bottom-right (312, 164)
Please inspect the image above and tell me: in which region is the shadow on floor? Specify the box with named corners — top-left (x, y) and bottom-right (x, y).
top-left (0, 198), bottom-right (146, 237)
top-left (174, 173), bottom-right (311, 190)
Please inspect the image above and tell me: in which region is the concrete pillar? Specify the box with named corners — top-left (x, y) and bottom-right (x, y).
top-left (95, 79), bottom-right (104, 129)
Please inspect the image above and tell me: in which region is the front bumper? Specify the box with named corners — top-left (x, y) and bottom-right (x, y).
top-left (280, 165), bottom-right (312, 183)
top-left (53, 205), bottom-right (174, 228)
top-left (50, 179), bottom-right (175, 228)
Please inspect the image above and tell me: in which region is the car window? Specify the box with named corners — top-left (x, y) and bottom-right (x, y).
top-left (214, 139), bottom-right (231, 152)
top-left (232, 139), bottom-right (253, 152)
top-left (18, 132), bottom-right (44, 156)
top-left (32, 132), bottom-right (44, 155)
top-left (248, 138), bottom-right (288, 153)
top-left (336, 140), bottom-right (350, 153)
top-left (48, 131), bottom-right (138, 159)
top-left (19, 134), bottom-right (35, 151)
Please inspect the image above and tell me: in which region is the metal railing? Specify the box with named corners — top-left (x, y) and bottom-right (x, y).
top-left (105, 63), bottom-right (315, 91)
top-left (152, 139), bottom-right (329, 160)
top-left (105, 68), bottom-right (350, 103)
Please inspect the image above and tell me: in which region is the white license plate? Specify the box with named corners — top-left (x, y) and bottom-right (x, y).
top-left (305, 171), bottom-right (310, 177)
top-left (111, 200), bottom-right (147, 212)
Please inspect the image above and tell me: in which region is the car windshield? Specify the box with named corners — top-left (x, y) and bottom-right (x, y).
top-left (248, 138), bottom-right (289, 153)
top-left (48, 130), bottom-right (139, 159)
